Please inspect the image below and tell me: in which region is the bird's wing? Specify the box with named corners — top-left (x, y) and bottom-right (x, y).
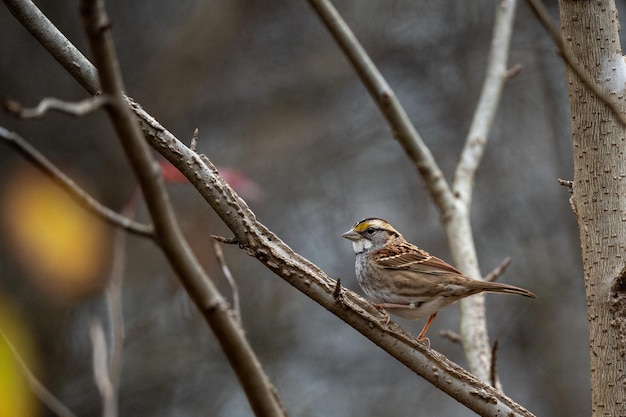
top-left (375, 243), bottom-right (463, 276)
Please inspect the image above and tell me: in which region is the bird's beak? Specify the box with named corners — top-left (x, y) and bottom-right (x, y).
top-left (342, 229), bottom-right (361, 241)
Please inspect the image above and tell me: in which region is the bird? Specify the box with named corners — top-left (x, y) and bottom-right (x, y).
top-left (342, 217), bottom-right (536, 342)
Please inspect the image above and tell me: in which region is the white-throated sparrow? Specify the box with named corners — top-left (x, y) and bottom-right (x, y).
top-left (343, 218), bottom-right (536, 341)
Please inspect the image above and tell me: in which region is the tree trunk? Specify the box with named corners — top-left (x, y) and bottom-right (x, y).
top-left (559, 1), bottom-right (626, 415)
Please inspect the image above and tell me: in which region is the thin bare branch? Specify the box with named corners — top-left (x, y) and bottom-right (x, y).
top-left (453, 0), bottom-right (517, 205)
top-left (557, 178), bottom-right (573, 189)
top-left (484, 257), bottom-right (512, 283)
top-left (525, 0), bottom-right (626, 127)
top-left (212, 240), bottom-right (241, 322)
top-left (490, 340), bottom-right (500, 388)
top-left (0, 126), bottom-right (154, 238)
top-left (0, 330), bottom-right (79, 417)
top-left (190, 128), bottom-right (199, 152)
top-left (505, 63), bottom-right (523, 79)
top-left (307, 0), bottom-right (454, 213)
top-left (4, 96), bottom-right (108, 119)
top-left (332, 278), bottom-right (344, 300)
top-left (78, 1), bottom-right (287, 415)
top-left (211, 234), bottom-right (242, 246)
top-left (439, 330), bottom-right (462, 345)
top-left (2, 0), bottom-right (100, 93)
top-left (105, 195), bottom-right (136, 398)
top-left (90, 320), bottom-right (116, 417)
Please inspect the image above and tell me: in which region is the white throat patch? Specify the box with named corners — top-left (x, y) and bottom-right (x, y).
top-left (351, 238), bottom-right (373, 254)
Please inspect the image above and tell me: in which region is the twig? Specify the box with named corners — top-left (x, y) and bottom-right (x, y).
top-left (4, 96), bottom-right (108, 119)
top-left (0, 126), bottom-right (154, 238)
top-left (525, 0), bottom-right (626, 127)
top-left (439, 330), bottom-right (462, 345)
top-left (90, 320), bottom-right (116, 417)
top-left (0, 330), bottom-right (78, 417)
top-left (212, 240), bottom-right (241, 322)
top-left (557, 178), bottom-right (573, 189)
top-left (190, 128), bottom-right (199, 152)
top-left (78, 1), bottom-right (287, 415)
top-left (332, 278), bottom-right (343, 300)
top-left (211, 234), bottom-right (241, 245)
top-left (105, 193), bottom-right (137, 399)
top-left (307, 0), bottom-right (454, 213)
top-left (505, 63), bottom-right (523, 79)
top-left (484, 257), bottom-right (512, 283)
top-left (490, 340), bottom-right (500, 388)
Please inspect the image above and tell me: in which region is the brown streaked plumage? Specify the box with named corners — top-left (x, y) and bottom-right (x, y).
top-left (343, 218), bottom-right (535, 342)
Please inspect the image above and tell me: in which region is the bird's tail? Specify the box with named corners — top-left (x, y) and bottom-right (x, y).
top-left (477, 281), bottom-right (536, 298)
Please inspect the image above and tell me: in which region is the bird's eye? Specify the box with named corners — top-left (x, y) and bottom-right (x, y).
top-left (366, 227), bottom-right (376, 235)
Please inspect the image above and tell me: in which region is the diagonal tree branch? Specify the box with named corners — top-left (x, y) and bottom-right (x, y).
top-left (77, 1), bottom-right (288, 416)
top-left (452, 0), bottom-right (517, 205)
top-left (525, 0), bottom-right (626, 127)
top-left (0, 330), bottom-right (79, 417)
top-left (4, 96), bottom-right (109, 119)
top-left (3, 0), bottom-right (535, 414)
top-left (0, 126), bottom-right (154, 238)
top-left (307, 0), bottom-right (455, 214)
top-left (3, 0), bottom-right (100, 93)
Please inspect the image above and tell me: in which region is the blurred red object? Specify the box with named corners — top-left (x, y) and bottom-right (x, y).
top-left (159, 160), bottom-right (263, 203)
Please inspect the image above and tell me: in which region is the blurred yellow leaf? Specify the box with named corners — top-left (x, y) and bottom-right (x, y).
top-left (0, 294), bottom-right (39, 417)
top-left (3, 167), bottom-right (108, 303)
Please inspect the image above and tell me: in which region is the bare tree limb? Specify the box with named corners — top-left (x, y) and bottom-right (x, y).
top-left (525, 0), bottom-right (626, 127)
top-left (105, 195), bottom-right (137, 400)
top-left (190, 128), bottom-right (199, 152)
top-left (211, 234), bottom-right (242, 246)
top-left (2, 0), bottom-right (535, 414)
top-left (490, 340), bottom-right (499, 389)
top-left (484, 257), bottom-right (512, 283)
top-left (439, 329), bottom-right (462, 345)
top-left (212, 240), bottom-right (241, 322)
top-left (4, 96), bottom-right (108, 119)
top-left (90, 320), bottom-right (116, 417)
top-left (505, 63), bottom-right (523, 79)
top-left (307, 0), bottom-right (455, 214)
top-left (0, 126), bottom-right (154, 238)
top-left (557, 178), bottom-right (573, 189)
top-left (2, 0), bottom-right (100, 93)
top-left (78, 1), bottom-right (287, 416)
top-left (0, 330), bottom-right (79, 417)
top-left (453, 0), bottom-right (517, 206)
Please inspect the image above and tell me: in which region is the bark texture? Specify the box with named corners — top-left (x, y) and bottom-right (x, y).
top-left (559, 1), bottom-right (626, 415)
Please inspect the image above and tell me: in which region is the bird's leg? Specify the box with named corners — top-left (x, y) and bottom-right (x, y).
top-left (417, 312), bottom-right (437, 344)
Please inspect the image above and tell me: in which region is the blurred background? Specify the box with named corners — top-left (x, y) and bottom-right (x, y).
top-left (0, 0), bottom-right (594, 416)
